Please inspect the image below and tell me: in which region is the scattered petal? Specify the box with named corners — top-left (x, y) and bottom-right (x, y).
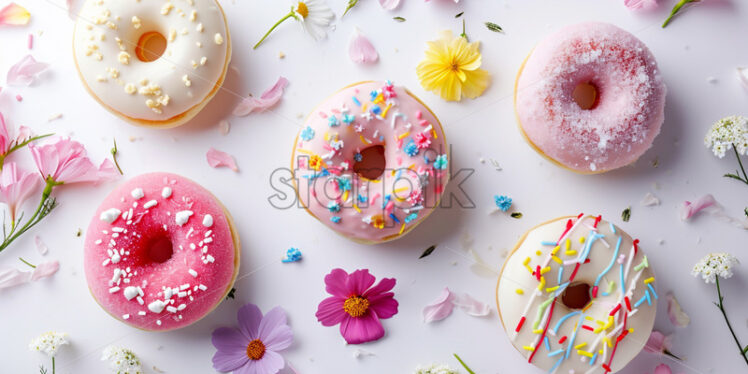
top-left (654, 363), bottom-right (674, 374)
top-left (233, 77), bottom-right (288, 116)
top-left (218, 120), bottom-right (230, 135)
top-left (644, 330), bottom-right (671, 354)
top-left (454, 293), bottom-right (490, 317)
top-left (666, 292), bottom-right (690, 327)
top-left (0, 3), bottom-right (30, 26)
top-left (7, 55), bottom-right (48, 86)
top-left (378, 0), bottom-right (401, 10)
top-left (35, 235), bottom-right (48, 256)
top-left (680, 194), bottom-right (716, 220)
top-left (624, 0), bottom-right (658, 10)
top-left (206, 148), bottom-right (239, 172)
top-left (422, 287), bottom-right (455, 323)
top-left (469, 249), bottom-right (498, 278)
top-left (349, 29), bottom-right (378, 64)
top-left (352, 348), bottom-right (375, 358)
top-left (641, 192), bottom-right (660, 207)
top-left (97, 159), bottom-right (121, 183)
top-left (738, 67), bottom-right (748, 90)
top-left (31, 260), bottom-right (59, 281)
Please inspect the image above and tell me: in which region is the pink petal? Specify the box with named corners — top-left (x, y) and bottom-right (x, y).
top-left (362, 276), bottom-right (396, 298)
top-left (31, 260), bottom-right (59, 281)
top-left (0, 3), bottom-right (30, 26)
top-left (237, 303), bottom-right (263, 340)
top-left (368, 292), bottom-right (398, 320)
top-left (324, 268), bottom-right (352, 298)
top-left (624, 0), bottom-right (658, 10)
top-left (667, 293), bottom-right (690, 328)
top-left (233, 77), bottom-right (288, 117)
top-left (422, 287), bottom-right (455, 323)
top-left (0, 267), bottom-right (32, 289)
top-left (66, 0), bottom-right (76, 18)
top-left (316, 296), bottom-right (346, 326)
top-left (211, 327), bottom-right (250, 372)
top-left (0, 112), bottom-right (10, 154)
top-left (378, 0), bottom-right (401, 10)
top-left (454, 293), bottom-right (490, 316)
top-left (252, 350), bottom-right (285, 374)
top-left (0, 162), bottom-right (41, 219)
top-left (654, 364), bottom-right (673, 374)
top-left (97, 159), bottom-right (120, 183)
top-left (258, 306), bottom-right (289, 342)
top-left (339, 313), bottom-right (385, 344)
top-left (738, 67), bottom-right (748, 90)
top-left (346, 269), bottom-right (376, 296)
top-left (35, 235), bottom-right (48, 255)
top-left (349, 30), bottom-right (378, 64)
top-left (7, 55), bottom-right (48, 86)
top-left (206, 148), bottom-right (238, 172)
top-left (644, 330), bottom-right (667, 354)
top-left (680, 194), bottom-right (716, 220)
top-left (15, 125), bottom-right (32, 144)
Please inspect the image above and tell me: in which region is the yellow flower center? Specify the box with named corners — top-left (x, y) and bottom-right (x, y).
top-left (246, 339), bottom-right (266, 360)
top-left (343, 296), bottom-right (370, 318)
top-left (296, 2), bottom-right (309, 19)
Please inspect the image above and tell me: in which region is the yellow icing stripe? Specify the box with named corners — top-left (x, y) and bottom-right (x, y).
top-left (577, 350), bottom-right (593, 358)
top-left (398, 132), bottom-right (410, 140)
top-left (516, 289), bottom-right (524, 295)
top-left (644, 277), bottom-right (655, 284)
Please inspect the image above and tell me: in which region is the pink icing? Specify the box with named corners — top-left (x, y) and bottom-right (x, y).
top-left (516, 22), bottom-right (666, 173)
top-left (83, 172), bottom-right (237, 331)
top-left (293, 81), bottom-right (449, 243)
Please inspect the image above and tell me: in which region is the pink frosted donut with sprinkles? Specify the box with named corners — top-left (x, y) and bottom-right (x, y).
top-left (292, 81), bottom-right (449, 244)
top-left (496, 214), bottom-right (656, 373)
top-left (84, 173), bottom-right (240, 331)
top-left (515, 22), bottom-right (666, 173)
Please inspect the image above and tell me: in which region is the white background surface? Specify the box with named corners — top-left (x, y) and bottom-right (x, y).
top-left (1, 0), bottom-right (747, 373)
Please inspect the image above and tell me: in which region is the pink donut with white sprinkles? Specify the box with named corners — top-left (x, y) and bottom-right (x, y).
top-left (292, 81), bottom-right (449, 244)
top-left (84, 173), bottom-right (240, 331)
top-left (515, 22), bottom-right (666, 173)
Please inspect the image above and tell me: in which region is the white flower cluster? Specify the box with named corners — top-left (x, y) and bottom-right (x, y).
top-left (692, 252), bottom-right (739, 283)
top-left (414, 363), bottom-right (460, 374)
top-left (101, 345), bottom-right (143, 374)
top-left (28, 331), bottom-right (69, 357)
top-left (704, 115), bottom-right (748, 158)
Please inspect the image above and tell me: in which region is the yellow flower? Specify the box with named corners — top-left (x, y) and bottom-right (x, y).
top-left (416, 31), bottom-right (490, 102)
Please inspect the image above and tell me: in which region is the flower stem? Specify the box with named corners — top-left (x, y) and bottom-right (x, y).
top-left (453, 353), bottom-right (476, 374)
top-left (253, 12), bottom-right (295, 50)
top-left (0, 133), bottom-right (54, 172)
top-left (111, 138), bottom-right (123, 175)
top-left (662, 0), bottom-right (698, 28)
top-left (0, 177), bottom-right (58, 253)
top-left (19, 257), bottom-right (36, 268)
top-left (715, 277), bottom-right (748, 367)
top-left (52, 357), bottom-right (55, 374)
top-left (734, 145), bottom-right (748, 183)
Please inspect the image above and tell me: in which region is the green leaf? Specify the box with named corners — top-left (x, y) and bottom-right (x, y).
top-left (393, 16), bottom-right (406, 22)
top-left (342, 0), bottom-right (358, 17)
top-left (455, 11), bottom-right (464, 18)
top-left (744, 208), bottom-right (748, 218)
top-left (621, 207), bottom-right (631, 222)
top-left (419, 245), bottom-right (437, 259)
top-left (484, 21), bottom-right (504, 33)
top-left (226, 287), bottom-right (236, 300)
top-left (510, 212), bottom-right (523, 219)
top-left (743, 345), bottom-right (748, 354)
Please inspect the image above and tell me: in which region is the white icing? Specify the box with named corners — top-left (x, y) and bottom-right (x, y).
top-left (202, 214), bottom-right (213, 227)
top-left (99, 208), bottom-right (122, 223)
top-left (131, 188), bottom-right (144, 199)
top-left (161, 186), bottom-right (172, 198)
top-left (73, 0), bottom-right (230, 121)
top-left (147, 300), bottom-right (166, 314)
top-left (175, 210), bottom-right (193, 226)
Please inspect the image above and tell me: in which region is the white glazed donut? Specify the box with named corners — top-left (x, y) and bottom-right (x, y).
top-left (496, 214), bottom-right (657, 373)
top-left (73, 0), bottom-right (231, 128)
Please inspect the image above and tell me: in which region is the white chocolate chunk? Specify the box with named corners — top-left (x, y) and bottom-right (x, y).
top-left (175, 210), bottom-right (193, 226)
top-left (100, 208), bottom-right (122, 223)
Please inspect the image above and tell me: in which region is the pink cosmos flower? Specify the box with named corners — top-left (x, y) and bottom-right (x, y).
top-left (315, 268), bottom-right (398, 344)
top-left (0, 162), bottom-right (40, 221)
top-left (28, 137), bottom-right (117, 184)
top-left (211, 303), bottom-right (293, 374)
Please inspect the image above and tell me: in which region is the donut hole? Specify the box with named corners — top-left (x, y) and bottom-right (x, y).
top-left (561, 282), bottom-right (592, 310)
top-left (146, 235), bottom-right (174, 264)
top-left (354, 145), bottom-right (386, 180)
top-left (572, 82), bottom-right (599, 110)
top-left (135, 31), bottom-right (167, 62)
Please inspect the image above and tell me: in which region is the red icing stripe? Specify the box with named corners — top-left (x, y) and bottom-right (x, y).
top-left (569, 263), bottom-right (581, 282)
top-left (633, 239), bottom-right (640, 256)
top-left (558, 336), bottom-right (567, 344)
top-left (625, 296), bottom-right (632, 311)
top-left (582, 324), bottom-right (594, 332)
top-left (535, 265), bottom-right (541, 281)
top-left (515, 316), bottom-right (526, 332)
top-left (528, 298), bottom-right (557, 363)
top-left (609, 303), bottom-right (621, 316)
top-left (593, 215), bottom-right (602, 228)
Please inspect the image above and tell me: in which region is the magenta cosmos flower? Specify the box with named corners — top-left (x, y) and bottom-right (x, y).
top-left (315, 268), bottom-right (398, 344)
top-left (211, 303), bottom-right (293, 374)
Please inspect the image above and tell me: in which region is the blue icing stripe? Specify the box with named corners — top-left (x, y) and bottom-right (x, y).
top-left (593, 236), bottom-right (622, 289)
top-left (647, 283), bottom-right (658, 299)
top-left (541, 241), bottom-right (557, 246)
top-left (619, 263), bottom-right (625, 295)
top-left (552, 310), bottom-right (580, 335)
top-left (590, 351), bottom-right (598, 366)
top-left (548, 357), bottom-right (564, 373)
top-left (544, 336), bottom-right (550, 351)
top-left (557, 266), bottom-right (564, 284)
top-left (609, 222), bottom-right (616, 234)
top-left (564, 313), bottom-right (584, 360)
top-left (547, 349), bottom-right (564, 357)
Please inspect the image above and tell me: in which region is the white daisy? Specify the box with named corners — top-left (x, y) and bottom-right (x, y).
top-left (692, 252), bottom-right (739, 284)
top-left (101, 345), bottom-right (143, 374)
top-left (29, 331), bottom-right (68, 357)
top-left (254, 0), bottom-right (335, 49)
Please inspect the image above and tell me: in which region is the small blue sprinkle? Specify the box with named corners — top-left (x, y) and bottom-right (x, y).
top-left (354, 153), bottom-right (363, 162)
top-left (300, 126), bottom-right (315, 141)
top-left (327, 201), bottom-right (341, 213)
top-left (342, 114), bottom-right (355, 124)
top-left (337, 177), bottom-right (352, 191)
top-left (404, 213), bottom-right (418, 223)
top-left (433, 154), bottom-right (448, 170)
top-left (330, 216), bottom-right (341, 223)
top-left (352, 97), bottom-right (361, 106)
top-left (403, 139), bottom-right (418, 157)
top-left (369, 90), bottom-right (379, 101)
top-left (389, 213), bottom-right (400, 223)
top-left (358, 194), bottom-right (368, 203)
top-left (494, 195), bottom-right (513, 212)
top-left (281, 247), bottom-right (302, 263)
top-left (327, 115), bottom-right (339, 127)
top-left (371, 105), bottom-right (382, 115)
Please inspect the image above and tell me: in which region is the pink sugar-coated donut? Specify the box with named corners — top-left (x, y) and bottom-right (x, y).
top-left (84, 173), bottom-right (240, 331)
top-left (292, 81), bottom-right (449, 244)
top-left (515, 22), bottom-right (666, 173)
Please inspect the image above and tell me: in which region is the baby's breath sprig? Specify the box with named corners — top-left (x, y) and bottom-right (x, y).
top-left (29, 331), bottom-right (69, 374)
top-left (704, 116), bottom-right (748, 185)
top-left (693, 253), bottom-right (748, 367)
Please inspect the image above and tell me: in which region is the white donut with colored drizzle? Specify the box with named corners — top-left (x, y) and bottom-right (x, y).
top-left (73, 0), bottom-right (231, 128)
top-left (496, 215), bottom-right (657, 374)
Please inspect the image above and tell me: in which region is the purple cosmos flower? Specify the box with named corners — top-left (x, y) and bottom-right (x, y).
top-left (315, 268), bottom-right (398, 344)
top-left (211, 303), bottom-right (293, 374)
